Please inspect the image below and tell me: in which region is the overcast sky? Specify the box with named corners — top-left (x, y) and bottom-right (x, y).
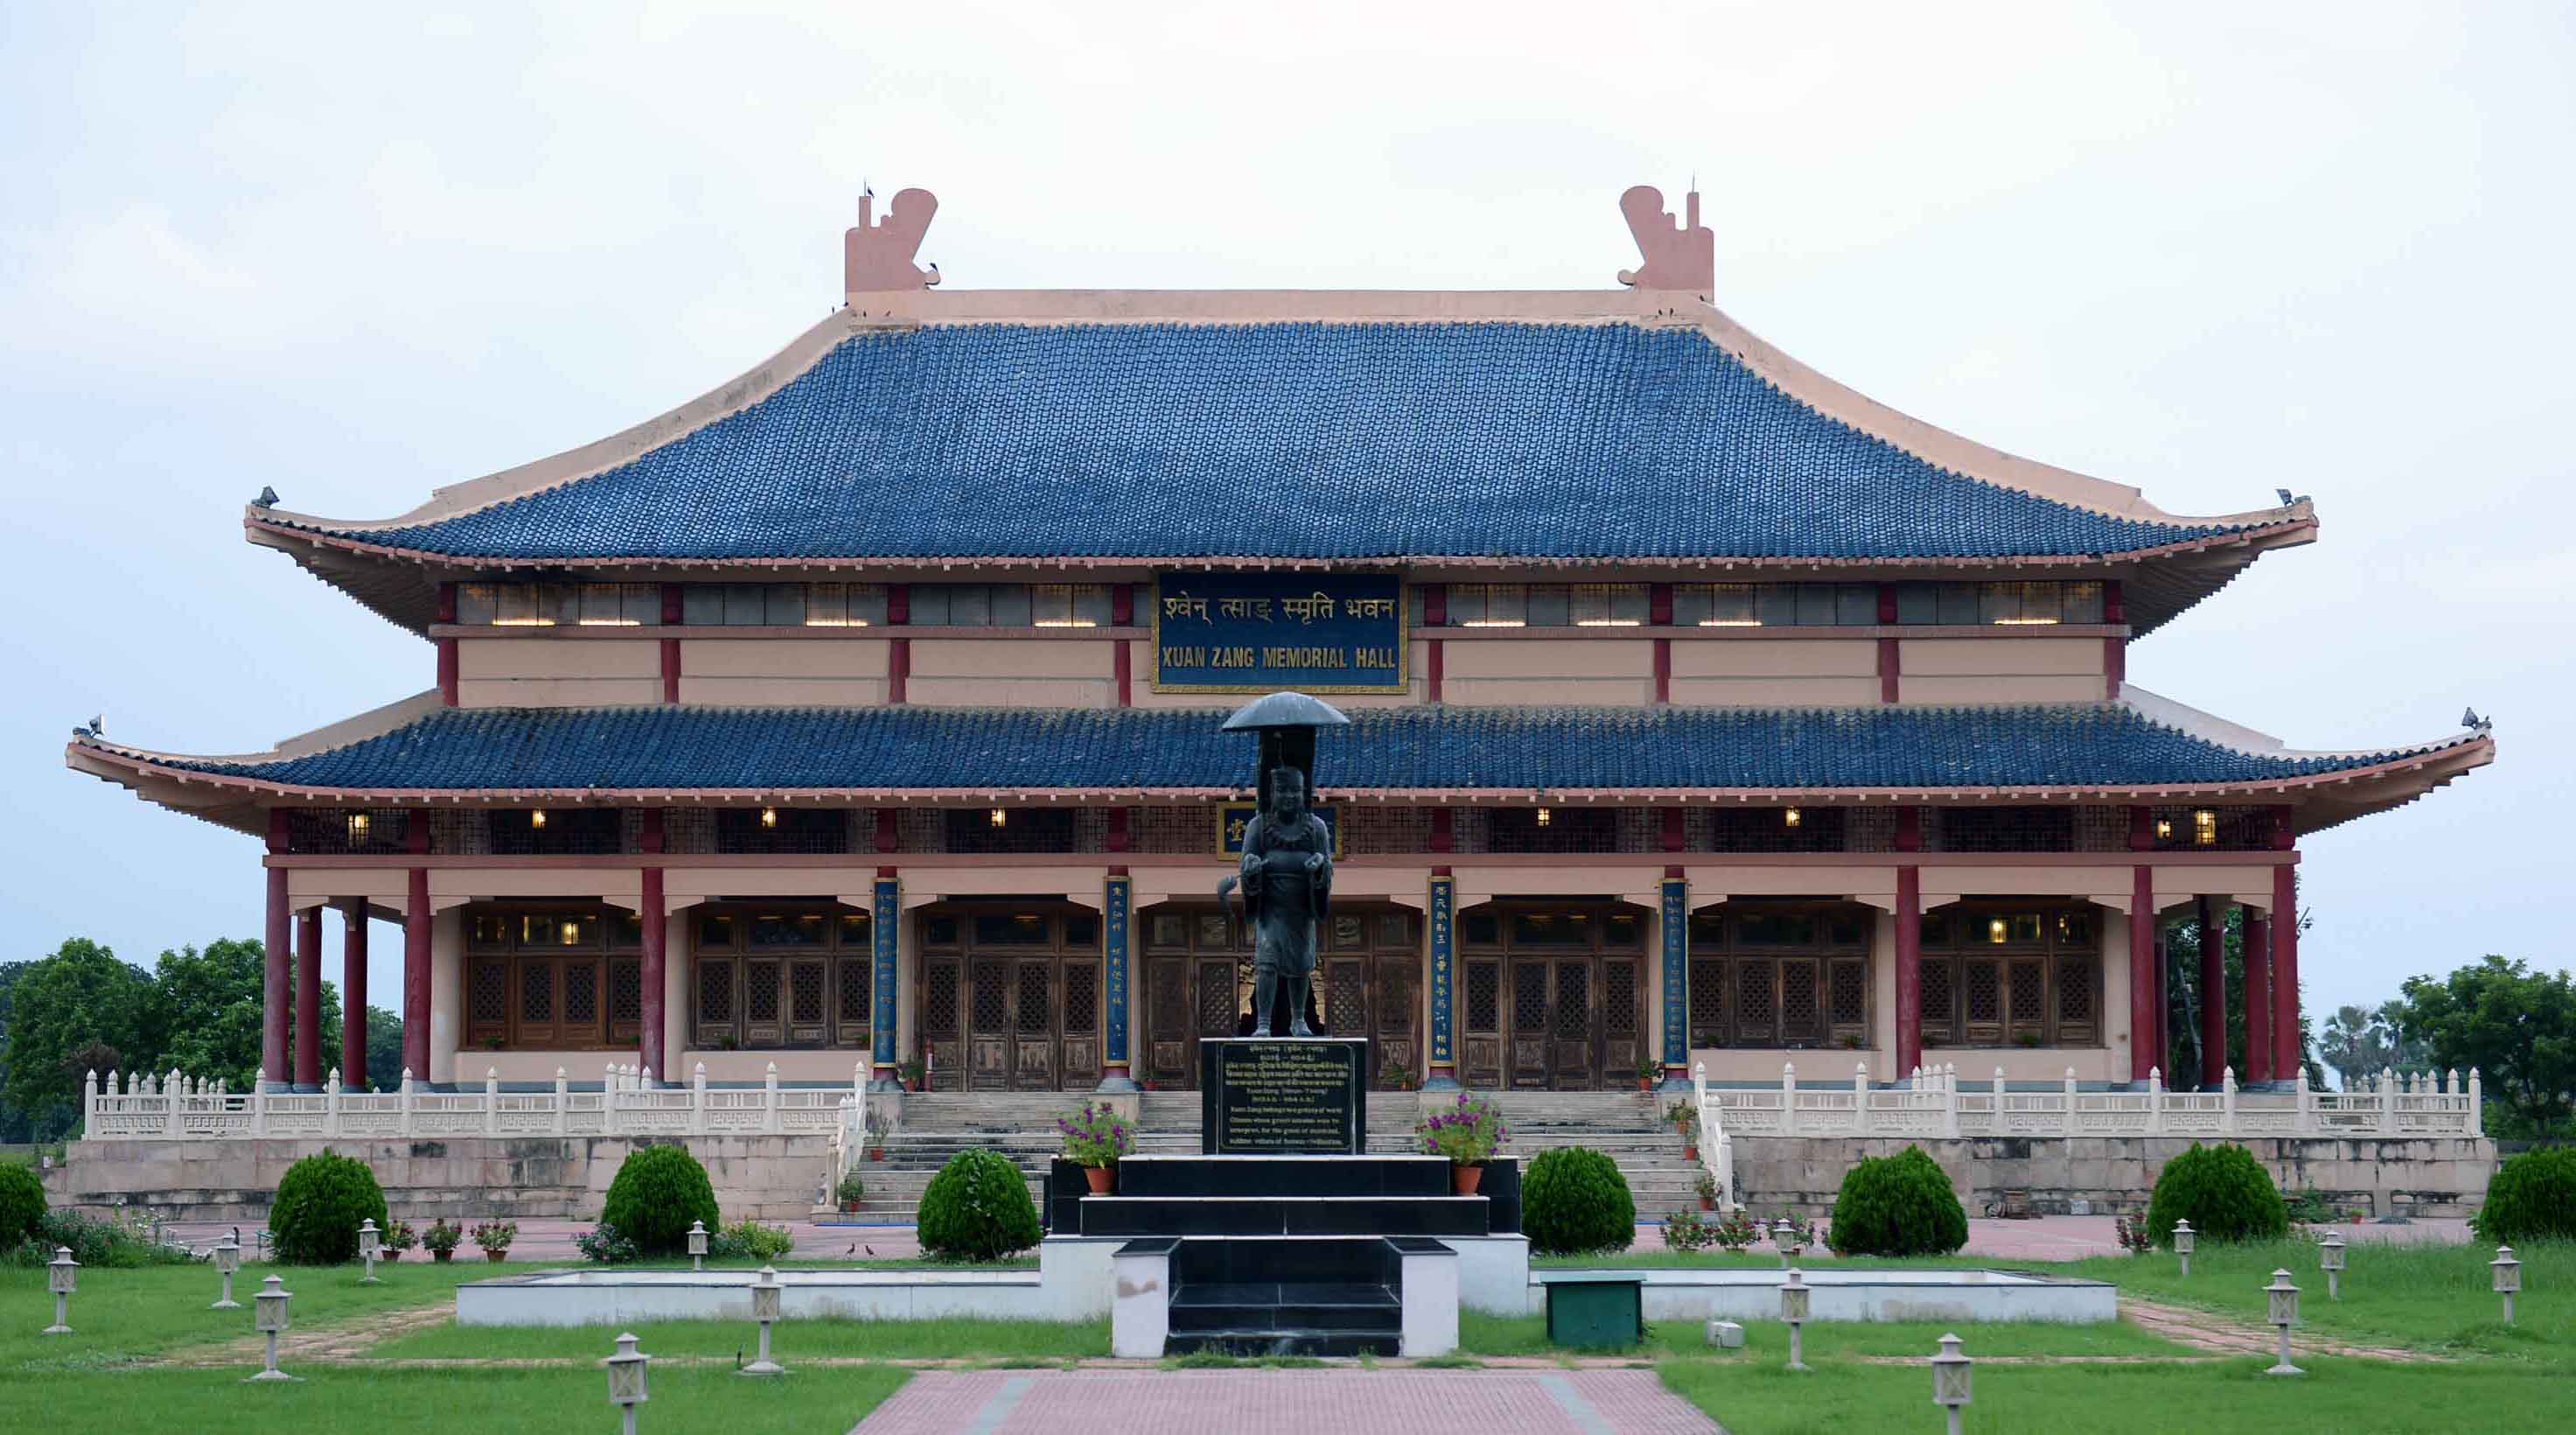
top-left (3, 4), bottom-right (2566, 1046)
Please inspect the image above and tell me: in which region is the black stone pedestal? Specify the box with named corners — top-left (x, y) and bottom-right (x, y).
top-left (1199, 1038), bottom-right (1367, 1155)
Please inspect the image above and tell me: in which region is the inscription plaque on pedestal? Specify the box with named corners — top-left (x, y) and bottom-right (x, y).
top-left (1200, 1038), bottom-right (1367, 1155)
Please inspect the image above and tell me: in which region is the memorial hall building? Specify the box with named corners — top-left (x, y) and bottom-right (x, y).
top-left (67, 186), bottom-right (2495, 1102)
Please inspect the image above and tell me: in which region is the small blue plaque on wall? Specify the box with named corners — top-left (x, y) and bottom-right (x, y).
top-left (1152, 572), bottom-right (1407, 694)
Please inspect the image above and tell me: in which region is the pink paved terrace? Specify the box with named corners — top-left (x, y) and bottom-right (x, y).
top-left (849, 1369), bottom-right (1718, 1435)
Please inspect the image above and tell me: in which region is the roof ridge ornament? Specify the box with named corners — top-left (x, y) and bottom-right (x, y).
top-left (845, 186), bottom-right (940, 293)
top-left (1616, 184), bottom-right (1714, 293)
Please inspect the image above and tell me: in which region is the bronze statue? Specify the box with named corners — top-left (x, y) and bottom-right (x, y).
top-left (1234, 765), bottom-right (1334, 1037)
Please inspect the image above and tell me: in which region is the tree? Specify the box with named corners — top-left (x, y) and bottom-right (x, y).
top-left (2319, 1000), bottom-right (2433, 1090)
top-left (2395, 956), bottom-right (2576, 1137)
top-left (3, 939), bottom-right (157, 1138)
top-left (149, 939), bottom-right (338, 1090)
top-left (0, 959), bottom-right (37, 1142)
top-left (364, 1006), bottom-right (405, 1092)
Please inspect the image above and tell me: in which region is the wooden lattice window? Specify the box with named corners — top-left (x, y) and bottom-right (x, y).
top-left (1465, 960), bottom-right (1502, 1032)
top-left (1919, 901), bottom-right (2104, 1049)
top-left (1687, 901), bottom-right (1873, 1050)
top-left (459, 902), bottom-right (642, 1051)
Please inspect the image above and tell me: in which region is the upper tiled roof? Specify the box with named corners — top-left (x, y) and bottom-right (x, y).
top-left (302, 323), bottom-right (2241, 563)
top-left (134, 703), bottom-right (2443, 794)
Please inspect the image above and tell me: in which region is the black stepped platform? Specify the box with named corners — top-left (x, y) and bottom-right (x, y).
top-left (1160, 1236), bottom-right (1405, 1359)
top-left (1047, 1155), bottom-right (1520, 1236)
top-left (1079, 1194), bottom-right (1487, 1237)
top-left (1115, 1154), bottom-right (1450, 1198)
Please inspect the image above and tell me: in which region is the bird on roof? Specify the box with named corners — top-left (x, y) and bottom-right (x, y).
top-left (2276, 488), bottom-right (2294, 506)
top-left (253, 486), bottom-right (278, 508)
top-left (89, 713), bottom-right (103, 735)
top-left (2461, 707), bottom-right (2488, 730)
top-left (925, 261), bottom-right (941, 287)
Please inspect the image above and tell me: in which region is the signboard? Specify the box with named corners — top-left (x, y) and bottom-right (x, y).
top-left (1218, 803), bottom-right (1341, 858)
top-left (1428, 873), bottom-right (1456, 1068)
top-left (1152, 572), bottom-right (1407, 694)
top-left (1200, 1039), bottom-right (1367, 1154)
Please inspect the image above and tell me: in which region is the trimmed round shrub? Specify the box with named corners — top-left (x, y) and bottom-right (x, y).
top-left (917, 1150), bottom-right (1042, 1263)
top-left (600, 1144), bottom-right (721, 1256)
top-left (2144, 1142), bottom-right (2286, 1248)
top-left (1522, 1146), bottom-right (1636, 1256)
top-left (0, 1164), bottom-right (45, 1250)
top-left (269, 1151), bottom-right (390, 1264)
top-left (2475, 1146), bottom-right (2576, 1245)
top-left (1827, 1144), bottom-right (1967, 1256)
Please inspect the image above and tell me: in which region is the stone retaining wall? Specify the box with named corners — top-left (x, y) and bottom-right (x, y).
top-left (1728, 1134), bottom-right (2496, 1219)
top-left (56, 1133), bottom-right (834, 1223)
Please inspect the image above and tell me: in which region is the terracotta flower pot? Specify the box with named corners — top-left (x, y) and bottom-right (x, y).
top-left (1684, 1144), bottom-right (1700, 1161)
top-left (1638, 1077), bottom-right (1654, 1093)
top-left (1084, 1166), bottom-right (1115, 1194)
top-left (1451, 1164), bottom-right (1485, 1196)
top-left (484, 1250), bottom-right (507, 1262)
top-left (869, 1148), bottom-right (884, 1162)
top-left (1699, 1197), bottom-right (1715, 1212)
top-left (432, 1249), bottom-right (454, 1264)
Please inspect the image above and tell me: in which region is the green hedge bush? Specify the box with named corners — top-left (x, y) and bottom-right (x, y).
top-left (0, 1164), bottom-right (45, 1250)
top-left (1522, 1147), bottom-right (1636, 1256)
top-left (2474, 1146), bottom-right (2576, 1245)
top-left (270, 1151), bottom-right (391, 1264)
top-left (2144, 1142), bottom-right (2286, 1247)
top-left (917, 1149), bottom-right (1042, 1262)
top-left (1826, 1144), bottom-right (1967, 1256)
top-left (600, 1144), bottom-right (721, 1256)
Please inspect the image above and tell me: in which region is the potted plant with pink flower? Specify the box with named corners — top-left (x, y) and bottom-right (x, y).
top-left (1415, 1091), bottom-right (1507, 1195)
top-left (1057, 1102), bottom-right (1134, 1194)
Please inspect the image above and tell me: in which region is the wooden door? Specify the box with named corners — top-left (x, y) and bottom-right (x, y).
top-left (1011, 959), bottom-right (1056, 1090)
top-left (1549, 959), bottom-right (1595, 1087)
top-left (968, 956), bottom-right (1011, 1089)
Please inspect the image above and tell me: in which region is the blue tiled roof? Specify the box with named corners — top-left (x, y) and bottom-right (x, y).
top-left (317, 324), bottom-right (2235, 562)
top-left (147, 704), bottom-right (2424, 793)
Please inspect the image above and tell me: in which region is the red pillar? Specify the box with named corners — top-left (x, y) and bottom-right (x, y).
top-left (295, 903), bottom-right (324, 1088)
top-left (2196, 895), bottom-right (2229, 1090)
top-left (2243, 909), bottom-right (2272, 1085)
top-left (1895, 864), bottom-right (1923, 1078)
top-left (2272, 858), bottom-right (2301, 1082)
top-left (2129, 864), bottom-right (2157, 1083)
top-left (340, 900), bottom-right (368, 1088)
top-left (639, 808), bottom-right (667, 1080)
top-left (263, 811), bottom-right (290, 1088)
top-left (436, 581), bottom-right (459, 706)
top-left (403, 864), bottom-right (431, 1082)
top-left (1424, 584), bottom-right (1446, 703)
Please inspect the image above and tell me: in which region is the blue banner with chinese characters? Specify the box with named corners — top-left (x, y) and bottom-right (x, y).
top-left (1428, 873), bottom-right (1456, 1068)
top-left (1660, 876), bottom-right (1688, 1072)
top-left (1103, 873), bottom-right (1132, 1068)
top-left (1218, 803), bottom-right (1340, 857)
top-left (1153, 572), bottom-right (1407, 694)
top-left (872, 877), bottom-right (900, 1068)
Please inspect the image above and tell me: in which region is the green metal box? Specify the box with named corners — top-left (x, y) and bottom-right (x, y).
top-left (1544, 1277), bottom-right (1644, 1348)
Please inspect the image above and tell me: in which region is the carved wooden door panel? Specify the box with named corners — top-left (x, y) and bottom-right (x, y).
top-left (1510, 961), bottom-right (1551, 1087)
top-left (1600, 957), bottom-right (1639, 1086)
top-left (785, 957), bottom-right (830, 1048)
top-left (967, 957), bottom-right (1011, 1090)
top-left (1058, 962), bottom-right (1100, 1087)
top-left (1192, 956), bottom-right (1238, 1088)
top-left (1372, 955), bottom-right (1416, 1082)
top-left (1011, 959), bottom-right (1055, 1090)
top-left (920, 957), bottom-right (961, 1092)
top-left (741, 956), bottom-right (785, 1048)
top-left (1146, 956), bottom-right (1190, 1087)
top-left (1462, 958), bottom-right (1503, 1088)
top-left (1550, 959), bottom-right (1595, 1088)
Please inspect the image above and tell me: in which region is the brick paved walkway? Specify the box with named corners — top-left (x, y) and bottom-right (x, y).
top-left (848, 1369), bottom-right (1720, 1435)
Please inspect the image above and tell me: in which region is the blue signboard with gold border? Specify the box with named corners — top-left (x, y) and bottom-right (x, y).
top-left (1218, 803), bottom-right (1341, 858)
top-left (1153, 572), bottom-right (1407, 694)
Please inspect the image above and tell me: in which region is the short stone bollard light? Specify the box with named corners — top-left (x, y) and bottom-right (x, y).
top-left (359, 1219), bottom-right (383, 1285)
top-left (1780, 1264), bottom-right (1812, 1373)
top-left (2492, 1245), bottom-right (2521, 1326)
top-left (1930, 1332), bottom-right (1972, 1435)
top-left (2172, 1219), bottom-right (2195, 1278)
top-left (2261, 1269), bottom-right (2302, 1376)
top-left (248, 1275), bottom-right (298, 1382)
top-left (1773, 1217), bottom-right (1794, 1270)
top-left (688, 1220), bottom-right (709, 1273)
top-left (606, 1330), bottom-right (651, 1435)
top-left (743, 1264), bottom-right (785, 1376)
top-left (2318, 1231), bottom-right (2345, 1301)
top-left (213, 1234), bottom-right (244, 1310)
top-left (44, 1246), bottom-right (79, 1334)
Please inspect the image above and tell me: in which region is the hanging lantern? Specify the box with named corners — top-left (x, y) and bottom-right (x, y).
top-left (2192, 809), bottom-right (2217, 846)
top-left (1783, 807), bottom-right (1801, 829)
top-left (759, 807), bottom-right (778, 828)
top-left (530, 808), bottom-right (548, 829)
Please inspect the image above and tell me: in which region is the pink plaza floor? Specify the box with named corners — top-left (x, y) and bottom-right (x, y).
top-left (168, 1213), bottom-right (2473, 1264)
top-left (850, 1368), bottom-right (1718, 1435)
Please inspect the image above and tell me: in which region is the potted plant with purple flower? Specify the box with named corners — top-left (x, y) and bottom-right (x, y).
top-left (1415, 1091), bottom-right (1506, 1195)
top-left (1058, 1102), bottom-right (1134, 1194)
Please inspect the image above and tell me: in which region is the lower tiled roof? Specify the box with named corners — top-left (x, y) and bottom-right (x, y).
top-left (140, 704), bottom-right (2439, 794)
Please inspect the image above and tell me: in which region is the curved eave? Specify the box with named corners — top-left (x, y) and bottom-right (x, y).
top-left (66, 729), bottom-right (2490, 841)
top-left (241, 512), bottom-right (2319, 639)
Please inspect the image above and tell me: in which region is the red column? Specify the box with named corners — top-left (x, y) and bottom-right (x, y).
top-left (660, 583), bottom-right (682, 704)
top-left (341, 900), bottom-right (368, 1088)
top-left (639, 808), bottom-right (667, 1080)
top-left (263, 811), bottom-right (290, 1088)
top-left (295, 903), bottom-right (324, 1088)
top-left (403, 865), bottom-right (431, 1081)
top-left (888, 584), bottom-right (911, 704)
top-left (1895, 864), bottom-right (1922, 1078)
top-left (1111, 584), bottom-right (1134, 707)
top-left (1877, 583), bottom-right (1900, 704)
top-left (2272, 859), bottom-right (2301, 1082)
top-left (1424, 584), bottom-right (1446, 703)
top-left (2129, 864), bottom-right (2157, 1083)
top-left (2242, 909), bottom-right (2272, 1085)
top-left (2196, 895), bottom-right (2229, 1089)
top-left (436, 582), bottom-right (459, 706)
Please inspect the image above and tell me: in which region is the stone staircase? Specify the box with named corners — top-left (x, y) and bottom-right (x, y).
top-left (835, 1087), bottom-right (1700, 1224)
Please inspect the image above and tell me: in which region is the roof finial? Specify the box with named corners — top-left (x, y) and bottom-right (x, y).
top-left (1615, 184), bottom-right (1714, 293)
top-left (846, 186), bottom-right (940, 295)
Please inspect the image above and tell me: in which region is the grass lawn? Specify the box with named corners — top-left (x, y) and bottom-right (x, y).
top-left (0, 1363), bottom-right (909, 1434)
top-left (2057, 1236), bottom-right (2573, 1364)
top-left (0, 1259), bottom-right (565, 1371)
top-left (367, 1314), bottom-right (1109, 1362)
top-left (1662, 1354), bottom-right (2572, 1435)
top-left (1461, 1312), bottom-right (2195, 1361)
